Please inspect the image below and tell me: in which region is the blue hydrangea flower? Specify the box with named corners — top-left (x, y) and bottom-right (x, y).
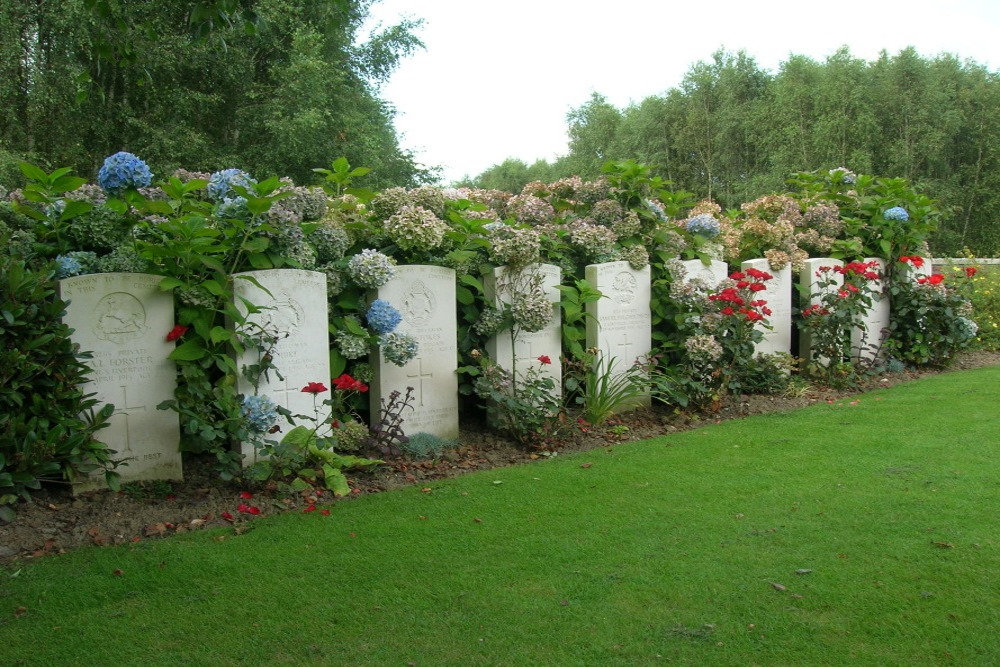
top-left (97, 152), bottom-right (153, 195)
top-left (207, 168), bottom-right (256, 202)
top-left (366, 299), bottom-right (402, 334)
top-left (54, 251), bottom-right (97, 278)
top-left (884, 206), bottom-right (909, 222)
top-left (55, 254), bottom-right (83, 278)
top-left (241, 394), bottom-right (278, 434)
top-left (686, 213), bottom-right (721, 238)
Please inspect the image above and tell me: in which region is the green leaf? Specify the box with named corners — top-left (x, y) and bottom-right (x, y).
top-left (158, 276), bottom-right (185, 291)
top-left (323, 466), bottom-right (351, 497)
top-left (168, 340), bottom-right (207, 361)
top-left (105, 198), bottom-right (128, 214)
top-left (59, 199), bottom-right (93, 221)
top-left (456, 286), bottom-right (474, 305)
top-left (18, 162), bottom-right (49, 183)
top-left (281, 425), bottom-right (316, 449)
top-left (247, 253), bottom-right (273, 269)
top-left (209, 326), bottom-right (232, 344)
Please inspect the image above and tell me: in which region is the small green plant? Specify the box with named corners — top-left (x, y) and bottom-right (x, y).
top-left (401, 432), bottom-right (457, 459)
top-left (471, 350), bottom-right (562, 447)
top-left (575, 351), bottom-right (649, 426)
top-left (245, 376), bottom-right (382, 496)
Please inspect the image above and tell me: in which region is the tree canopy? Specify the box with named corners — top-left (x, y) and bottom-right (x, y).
top-left (0, 0), bottom-right (435, 188)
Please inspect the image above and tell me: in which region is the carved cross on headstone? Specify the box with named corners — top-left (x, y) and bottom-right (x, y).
top-left (112, 384), bottom-right (147, 456)
top-left (616, 331), bottom-right (635, 365)
top-left (514, 338), bottom-right (534, 363)
top-left (406, 358), bottom-right (434, 407)
top-left (269, 376), bottom-right (299, 411)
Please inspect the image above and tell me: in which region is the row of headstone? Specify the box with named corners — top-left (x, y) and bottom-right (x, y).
top-left (58, 258), bottom-right (926, 489)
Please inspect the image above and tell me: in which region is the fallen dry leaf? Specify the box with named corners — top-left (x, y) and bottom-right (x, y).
top-left (770, 582), bottom-right (787, 591)
top-left (473, 518), bottom-right (483, 523)
top-left (144, 523), bottom-right (167, 537)
top-left (14, 606), bottom-right (27, 618)
top-left (932, 541), bottom-right (954, 549)
top-left (580, 462), bottom-right (593, 469)
top-left (420, 488), bottom-right (432, 493)
top-left (113, 569), bottom-right (123, 577)
top-left (795, 569), bottom-right (813, 575)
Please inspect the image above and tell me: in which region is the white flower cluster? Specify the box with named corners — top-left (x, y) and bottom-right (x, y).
top-left (384, 205), bottom-right (449, 252)
top-left (505, 194), bottom-right (555, 225)
top-left (511, 289), bottom-right (552, 333)
top-left (488, 227), bottom-right (541, 268)
top-left (685, 334), bottom-right (724, 363)
top-left (347, 249), bottom-right (396, 288)
top-left (569, 220), bottom-right (618, 260)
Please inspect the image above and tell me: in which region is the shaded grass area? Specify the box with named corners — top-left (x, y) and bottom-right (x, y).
top-left (2, 367), bottom-right (999, 665)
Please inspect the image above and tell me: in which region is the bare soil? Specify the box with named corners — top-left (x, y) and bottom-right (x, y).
top-left (3, 350), bottom-right (998, 564)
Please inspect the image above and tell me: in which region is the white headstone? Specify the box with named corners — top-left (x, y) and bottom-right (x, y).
top-left (483, 263), bottom-right (562, 391)
top-left (59, 272), bottom-right (182, 491)
top-left (851, 258), bottom-right (890, 362)
top-left (741, 259), bottom-right (792, 356)
top-left (233, 269), bottom-right (330, 462)
top-left (370, 265), bottom-right (459, 440)
top-left (798, 258), bottom-right (844, 364)
top-left (681, 258), bottom-right (729, 290)
top-left (585, 261), bottom-right (651, 408)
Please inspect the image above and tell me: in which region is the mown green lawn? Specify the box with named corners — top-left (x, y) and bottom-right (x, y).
top-left (2, 366), bottom-right (998, 666)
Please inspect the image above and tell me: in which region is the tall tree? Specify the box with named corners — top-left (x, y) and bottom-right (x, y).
top-left (0, 0), bottom-right (430, 187)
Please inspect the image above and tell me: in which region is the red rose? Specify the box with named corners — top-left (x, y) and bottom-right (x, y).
top-left (749, 282), bottom-right (766, 292)
top-left (237, 503), bottom-right (251, 513)
top-left (239, 491), bottom-right (253, 500)
top-left (911, 257), bottom-right (925, 268)
top-left (928, 273), bottom-right (944, 285)
top-left (221, 511), bottom-right (235, 522)
top-left (966, 267), bottom-right (979, 277)
top-left (537, 355), bottom-right (552, 365)
top-left (729, 271), bottom-right (746, 280)
top-left (720, 306), bottom-right (735, 316)
top-left (303, 505), bottom-right (317, 513)
top-left (248, 506), bottom-right (261, 515)
top-left (166, 325), bottom-right (188, 342)
top-left (320, 509), bottom-right (331, 516)
top-left (302, 382), bottom-right (328, 394)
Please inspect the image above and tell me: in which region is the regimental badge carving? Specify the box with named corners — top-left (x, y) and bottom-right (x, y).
top-left (611, 272), bottom-right (637, 305)
top-left (403, 280), bottom-right (435, 325)
top-left (93, 292), bottom-right (148, 344)
top-left (268, 292), bottom-right (304, 339)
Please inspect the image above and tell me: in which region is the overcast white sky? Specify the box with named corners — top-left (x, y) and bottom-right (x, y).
top-left (363, 0), bottom-right (1000, 184)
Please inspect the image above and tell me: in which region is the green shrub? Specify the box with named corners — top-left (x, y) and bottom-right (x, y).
top-left (0, 257), bottom-right (117, 520)
top-left (949, 263), bottom-right (1000, 351)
